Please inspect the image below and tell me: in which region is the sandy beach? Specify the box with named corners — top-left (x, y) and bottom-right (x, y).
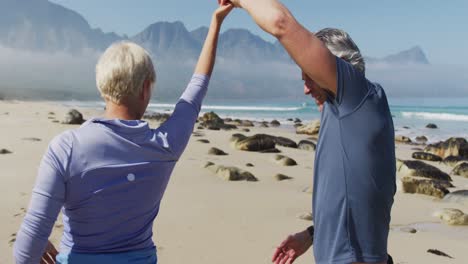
top-left (1, 100), bottom-right (467, 264)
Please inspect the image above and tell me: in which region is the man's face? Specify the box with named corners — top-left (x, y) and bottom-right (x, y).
top-left (302, 72), bottom-right (327, 112)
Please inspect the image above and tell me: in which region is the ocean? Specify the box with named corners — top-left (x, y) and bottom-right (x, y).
top-left (64, 97), bottom-right (468, 144)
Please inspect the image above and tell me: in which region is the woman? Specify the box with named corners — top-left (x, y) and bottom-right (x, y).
top-left (14, 3), bottom-right (234, 264)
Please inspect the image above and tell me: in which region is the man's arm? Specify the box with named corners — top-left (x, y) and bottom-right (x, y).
top-left (227, 0), bottom-right (337, 95)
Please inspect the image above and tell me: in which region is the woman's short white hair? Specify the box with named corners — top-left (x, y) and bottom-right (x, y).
top-left (96, 41), bottom-right (156, 103)
top-left (315, 28), bottom-right (366, 74)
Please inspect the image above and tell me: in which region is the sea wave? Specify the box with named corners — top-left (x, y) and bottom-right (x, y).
top-left (148, 103), bottom-right (304, 112)
top-left (401, 112), bottom-right (468, 122)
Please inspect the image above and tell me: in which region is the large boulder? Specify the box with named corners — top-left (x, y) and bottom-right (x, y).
top-left (296, 120), bottom-right (320, 136)
top-left (442, 190), bottom-right (468, 205)
top-left (412, 152), bottom-right (442, 162)
top-left (396, 160), bottom-right (452, 182)
top-left (400, 177), bottom-right (450, 199)
top-left (62, 109), bottom-right (85, 125)
top-left (298, 140), bottom-right (316, 152)
top-left (205, 163), bottom-right (258, 182)
top-left (452, 162), bottom-right (468, 178)
top-left (426, 123), bottom-right (438, 129)
top-left (234, 134), bottom-right (276, 152)
top-left (273, 154), bottom-right (298, 166)
top-left (424, 137), bottom-right (468, 159)
top-left (200, 112), bottom-right (237, 130)
top-left (443, 156), bottom-right (466, 167)
top-left (433, 208), bottom-right (468, 225)
top-left (270, 120), bottom-right (281, 127)
top-left (274, 137), bottom-right (298, 148)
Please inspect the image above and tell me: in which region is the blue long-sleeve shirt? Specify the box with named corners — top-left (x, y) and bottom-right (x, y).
top-left (14, 74), bottom-right (210, 264)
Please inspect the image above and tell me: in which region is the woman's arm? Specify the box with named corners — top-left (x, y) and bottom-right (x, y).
top-left (157, 4), bottom-right (233, 157)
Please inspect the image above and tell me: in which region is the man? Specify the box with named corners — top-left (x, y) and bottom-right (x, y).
top-left (221, 1), bottom-right (396, 264)
top-left (14, 3), bottom-right (234, 263)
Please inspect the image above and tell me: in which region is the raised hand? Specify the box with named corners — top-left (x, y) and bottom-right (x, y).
top-left (214, 1), bottom-right (234, 21)
top-left (272, 230), bottom-right (313, 264)
top-left (40, 240), bottom-right (58, 264)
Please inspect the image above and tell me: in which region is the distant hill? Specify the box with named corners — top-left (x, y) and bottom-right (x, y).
top-left (366, 46), bottom-right (430, 65)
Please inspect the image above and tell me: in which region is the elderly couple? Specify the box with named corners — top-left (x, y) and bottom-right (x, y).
top-left (14, 0), bottom-right (396, 263)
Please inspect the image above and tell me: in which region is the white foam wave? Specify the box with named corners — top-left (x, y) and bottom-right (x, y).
top-left (401, 112), bottom-right (468, 122)
top-left (148, 103), bottom-right (303, 112)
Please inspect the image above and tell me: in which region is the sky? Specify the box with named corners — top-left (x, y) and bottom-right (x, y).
top-left (48, 0), bottom-right (468, 66)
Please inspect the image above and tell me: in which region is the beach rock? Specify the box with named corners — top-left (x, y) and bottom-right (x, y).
top-left (259, 122), bottom-right (269, 128)
top-left (274, 137), bottom-right (298, 149)
top-left (199, 112), bottom-right (237, 130)
top-left (203, 161), bottom-right (215, 168)
top-left (273, 154), bottom-right (298, 166)
top-left (197, 126), bottom-right (204, 130)
top-left (62, 109), bottom-right (84, 125)
top-left (52, 120), bottom-right (60, 123)
top-left (427, 249), bottom-right (453, 259)
top-left (246, 163), bottom-right (254, 167)
top-left (400, 177), bottom-right (450, 199)
top-left (239, 120), bottom-right (254, 127)
top-left (1, 149), bottom-right (12, 154)
top-left (433, 208), bottom-right (468, 225)
top-left (274, 174), bottom-right (293, 181)
top-left (197, 139), bottom-right (210, 144)
top-left (201, 111), bottom-right (222, 123)
top-left (403, 126), bottom-right (410, 129)
top-left (412, 152), bottom-right (442, 162)
top-left (442, 190), bottom-right (468, 205)
top-left (424, 137), bottom-right (468, 159)
top-left (234, 134), bottom-right (276, 152)
top-left (415, 136), bottom-right (428, 144)
top-left (22, 137), bottom-right (42, 142)
top-left (270, 120), bottom-right (281, 127)
top-left (143, 112), bottom-right (170, 123)
top-left (296, 120), bottom-right (320, 136)
top-left (298, 140), bottom-right (316, 152)
top-left (242, 128), bottom-right (250, 132)
top-left (230, 133), bottom-right (247, 143)
top-left (396, 160), bottom-right (452, 182)
top-left (452, 162), bottom-right (468, 178)
top-left (48, 112), bottom-right (55, 115)
top-left (443, 156), bottom-right (466, 167)
top-left (205, 163), bottom-right (258, 182)
top-left (302, 186), bottom-right (313, 194)
top-left (208, 147), bottom-right (228, 156)
top-left (294, 118), bottom-right (302, 123)
top-left (297, 212), bottom-right (313, 221)
top-left (224, 118), bottom-right (233, 122)
top-left (395, 135), bottom-right (412, 143)
top-left (287, 118), bottom-right (293, 122)
top-left (400, 227), bottom-right (417, 234)
top-left (426, 123), bottom-right (438, 129)
top-left (293, 123), bottom-right (303, 128)
top-left (260, 148), bottom-right (281, 153)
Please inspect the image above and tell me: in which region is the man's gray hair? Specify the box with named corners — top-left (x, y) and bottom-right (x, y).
top-left (316, 28), bottom-right (365, 74)
top-left (96, 42), bottom-right (156, 104)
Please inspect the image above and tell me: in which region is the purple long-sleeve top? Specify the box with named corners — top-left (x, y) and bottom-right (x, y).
top-left (14, 74), bottom-right (210, 264)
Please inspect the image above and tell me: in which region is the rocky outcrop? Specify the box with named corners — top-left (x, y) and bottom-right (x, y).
top-left (199, 112), bottom-right (237, 130)
top-left (296, 120), bottom-right (320, 136)
top-left (270, 120), bottom-right (281, 127)
top-left (396, 160), bottom-right (452, 182)
top-left (273, 155), bottom-right (297, 166)
top-left (452, 162), bottom-right (468, 178)
top-left (62, 109), bottom-right (84, 125)
top-left (433, 208), bottom-right (468, 225)
top-left (411, 152), bottom-right (442, 162)
top-left (400, 177), bottom-right (450, 199)
top-left (424, 137), bottom-right (468, 159)
top-left (426, 123), bottom-right (438, 129)
top-left (205, 163), bottom-right (258, 182)
top-left (298, 140), bottom-right (316, 152)
top-left (274, 137), bottom-right (298, 149)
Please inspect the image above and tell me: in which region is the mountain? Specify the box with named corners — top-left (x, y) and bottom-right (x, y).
top-left (366, 46), bottom-right (430, 65)
top-left (0, 0), bottom-right (121, 53)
